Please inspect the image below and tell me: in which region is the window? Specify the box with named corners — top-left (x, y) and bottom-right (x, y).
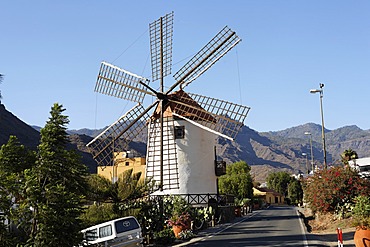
top-left (115, 218), bottom-right (140, 234)
top-left (99, 225), bottom-right (112, 238)
top-left (125, 162), bottom-right (130, 166)
top-left (85, 229), bottom-right (98, 241)
top-left (174, 126), bottom-right (185, 139)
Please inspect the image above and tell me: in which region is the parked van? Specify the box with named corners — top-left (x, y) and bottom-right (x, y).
top-left (80, 216), bottom-right (143, 247)
top-left (349, 157), bottom-right (370, 179)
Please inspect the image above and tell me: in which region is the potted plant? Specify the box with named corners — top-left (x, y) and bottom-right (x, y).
top-left (352, 195), bottom-right (370, 247)
top-left (167, 212), bottom-right (191, 238)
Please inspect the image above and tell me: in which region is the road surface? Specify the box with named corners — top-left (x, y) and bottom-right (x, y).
top-left (186, 206), bottom-right (310, 247)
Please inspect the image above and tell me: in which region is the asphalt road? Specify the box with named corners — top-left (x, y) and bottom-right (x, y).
top-left (185, 206), bottom-right (310, 247)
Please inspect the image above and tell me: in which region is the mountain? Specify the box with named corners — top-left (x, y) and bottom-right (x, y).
top-left (0, 104), bottom-right (97, 173)
top-left (67, 128), bottom-right (106, 137)
top-left (2, 103), bottom-right (370, 182)
top-left (0, 104), bottom-right (40, 148)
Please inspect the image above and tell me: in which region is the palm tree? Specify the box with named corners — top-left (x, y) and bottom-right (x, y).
top-left (341, 148), bottom-right (358, 165)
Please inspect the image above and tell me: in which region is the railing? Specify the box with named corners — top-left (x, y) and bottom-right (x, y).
top-left (148, 193), bottom-right (235, 206)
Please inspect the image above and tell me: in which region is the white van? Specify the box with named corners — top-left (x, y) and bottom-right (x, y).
top-left (80, 216), bottom-right (143, 247)
top-left (349, 157), bottom-right (370, 179)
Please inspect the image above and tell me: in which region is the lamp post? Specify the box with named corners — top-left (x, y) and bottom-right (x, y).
top-left (302, 153), bottom-right (309, 174)
top-left (304, 131), bottom-right (314, 172)
top-left (310, 83), bottom-right (327, 169)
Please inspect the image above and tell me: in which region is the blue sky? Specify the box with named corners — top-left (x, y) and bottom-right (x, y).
top-left (1, 0), bottom-right (370, 132)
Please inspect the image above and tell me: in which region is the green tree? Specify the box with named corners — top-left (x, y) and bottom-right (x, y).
top-left (287, 179), bottom-right (303, 205)
top-left (266, 171), bottom-right (292, 196)
top-left (82, 169), bottom-right (151, 226)
top-left (0, 136), bottom-right (35, 246)
top-left (218, 161), bottom-right (253, 200)
top-left (18, 103), bottom-right (88, 246)
top-left (340, 148), bottom-right (358, 166)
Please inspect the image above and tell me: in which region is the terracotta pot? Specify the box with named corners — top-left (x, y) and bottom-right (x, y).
top-left (354, 227), bottom-right (370, 247)
top-left (172, 225), bottom-right (183, 239)
top-left (235, 207), bottom-right (241, 217)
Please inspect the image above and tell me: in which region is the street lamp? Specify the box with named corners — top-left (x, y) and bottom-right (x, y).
top-left (302, 153), bottom-right (309, 174)
top-left (304, 132), bottom-right (314, 172)
top-left (310, 83), bottom-right (327, 169)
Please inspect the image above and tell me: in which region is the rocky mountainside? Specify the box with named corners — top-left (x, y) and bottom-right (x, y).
top-left (224, 123), bottom-right (370, 181)
top-left (0, 104), bottom-right (98, 173)
top-left (1, 103), bottom-right (370, 182)
top-left (0, 104), bottom-right (40, 149)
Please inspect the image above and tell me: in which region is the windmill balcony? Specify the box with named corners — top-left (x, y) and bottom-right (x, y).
top-left (215, 160), bottom-right (227, 176)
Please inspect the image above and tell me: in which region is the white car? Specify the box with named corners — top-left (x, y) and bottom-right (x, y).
top-left (80, 216), bottom-right (143, 247)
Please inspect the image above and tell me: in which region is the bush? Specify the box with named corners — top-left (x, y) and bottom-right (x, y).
top-left (79, 203), bottom-right (118, 228)
top-left (352, 195), bottom-right (370, 228)
top-left (178, 229), bottom-right (194, 240)
top-left (153, 228), bottom-right (175, 245)
top-left (303, 166), bottom-right (370, 215)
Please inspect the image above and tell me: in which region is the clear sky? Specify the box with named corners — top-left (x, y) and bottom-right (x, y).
top-left (1, 0), bottom-right (369, 132)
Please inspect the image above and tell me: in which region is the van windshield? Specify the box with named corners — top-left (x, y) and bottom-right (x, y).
top-left (114, 218), bottom-right (140, 234)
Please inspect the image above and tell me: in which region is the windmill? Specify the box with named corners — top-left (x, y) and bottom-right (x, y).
top-left (87, 12), bottom-right (251, 195)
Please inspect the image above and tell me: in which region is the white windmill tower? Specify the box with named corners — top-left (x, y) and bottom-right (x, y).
top-left (87, 12), bottom-right (250, 197)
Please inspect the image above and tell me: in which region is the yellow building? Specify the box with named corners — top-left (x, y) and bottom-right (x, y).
top-left (97, 152), bottom-right (146, 182)
top-left (253, 187), bottom-right (285, 205)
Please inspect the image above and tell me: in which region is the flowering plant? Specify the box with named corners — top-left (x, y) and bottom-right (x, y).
top-left (303, 166), bottom-right (370, 214)
top-left (178, 229), bottom-right (194, 240)
top-left (167, 212), bottom-right (191, 228)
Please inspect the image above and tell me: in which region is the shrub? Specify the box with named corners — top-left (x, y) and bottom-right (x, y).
top-left (178, 229), bottom-right (194, 240)
top-left (352, 195), bottom-right (370, 228)
top-left (153, 228), bottom-right (175, 245)
top-left (303, 166), bottom-right (370, 214)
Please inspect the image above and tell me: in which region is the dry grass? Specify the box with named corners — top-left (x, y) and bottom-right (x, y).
top-left (301, 207), bottom-right (354, 233)
top-left (299, 207), bottom-right (356, 246)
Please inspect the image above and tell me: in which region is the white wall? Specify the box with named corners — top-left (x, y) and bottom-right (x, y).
top-left (147, 119), bottom-right (218, 195)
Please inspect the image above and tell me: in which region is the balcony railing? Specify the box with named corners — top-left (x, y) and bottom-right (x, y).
top-left (149, 193), bottom-right (234, 206)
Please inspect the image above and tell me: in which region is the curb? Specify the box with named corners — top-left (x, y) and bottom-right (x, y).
top-left (297, 207), bottom-right (328, 247)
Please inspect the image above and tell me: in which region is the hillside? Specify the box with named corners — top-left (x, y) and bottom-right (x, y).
top-left (0, 104), bottom-right (40, 148)
top-left (2, 103), bottom-right (370, 182)
top-left (0, 104), bottom-right (98, 173)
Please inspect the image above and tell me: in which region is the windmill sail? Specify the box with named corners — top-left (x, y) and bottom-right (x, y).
top-left (95, 62), bottom-right (153, 103)
top-left (188, 92), bottom-right (250, 139)
top-left (167, 91), bottom-right (250, 140)
top-left (169, 26), bottom-right (241, 93)
top-left (146, 117), bottom-right (179, 191)
top-left (87, 103), bottom-right (154, 166)
top-left (149, 11), bottom-right (174, 81)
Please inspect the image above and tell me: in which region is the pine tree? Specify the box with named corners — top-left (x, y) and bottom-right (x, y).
top-left (21, 103), bottom-right (88, 246)
top-left (0, 136), bottom-right (35, 246)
